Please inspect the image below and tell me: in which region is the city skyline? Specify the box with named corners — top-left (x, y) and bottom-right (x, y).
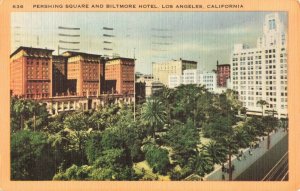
top-left (11, 12), bottom-right (287, 74)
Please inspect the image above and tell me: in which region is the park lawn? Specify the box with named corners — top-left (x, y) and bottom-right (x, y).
top-left (133, 160), bottom-right (170, 181)
top-left (199, 132), bottom-right (211, 146)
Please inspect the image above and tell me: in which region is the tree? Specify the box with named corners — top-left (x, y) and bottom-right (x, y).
top-left (85, 132), bottom-right (103, 164)
top-left (144, 144), bottom-right (170, 175)
top-left (53, 164), bottom-right (92, 180)
top-left (11, 98), bottom-right (49, 132)
top-left (187, 149), bottom-right (214, 177)
top-left (225, 89), bottom-right (243, 115)
top-left (25, 101), bottom-right (49, 132)
top-left (63, 112), bottom-right (92, 165)
top-left (217, 133), bottom-right (239, 181)
top-left (12, 99), bottom-right (29, 131)
top-left (171, 84), bottom-right (206, 125)
top-left (158, 86), bottom-right (175, 126)
top-left (202, 116), bottom-right (233, 138)
top-left (262, 116), bottom-right (279, 149)
top-left (90, 148), bottom-right (136, 180)
top-left (206, 115), bottom-right (246, 180)
top-left (11, 130), bottom-right (55, 180)
top-left (202, 140), bottom-right (227, 165)
top-left (54, 148), bottom-right (138, 180)
top-left (141, 98), bottom-right (167, 139)
top-left (256, 100), bottom-right (268, 117)
top-left (164, 119), bottom-right (199, 166)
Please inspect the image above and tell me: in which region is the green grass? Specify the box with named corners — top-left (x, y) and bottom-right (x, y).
top-left (133, 161), bottom-right (170, 181)
top-left (199, 132), bottom-right (212, 146)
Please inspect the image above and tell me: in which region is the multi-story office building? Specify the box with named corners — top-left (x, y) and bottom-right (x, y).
top-left (168, 69), bottom-right (217, 92)
top-left (105, 57), bottom-right (135, 95)
top-left (10, 46), bottom-right (53, 99)
top-left (63, 51), bottom-right (103, 97)
top-left (231, 13), bottom-right (287, 118)
top-left (153, 58), bottom-right (197, 86)
top-left (52, 55), bottom-right (67, 96)
top-left (216, 61), bottom-right (230, 88)
top-left (182, 69), bottom-right (202, 85)
top-left (169, 74), bottom-right (182, 89)
top-left (201, 72), bottom-right (217, 92)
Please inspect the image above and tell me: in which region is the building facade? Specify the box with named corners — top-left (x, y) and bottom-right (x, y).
top-left (10, 47), bottom-right (53, 99)
top-left (168, 69), bottom-right (217, 93)
top-left (183, 69), bottom-right (202, 85)
top-left (105, 57), bottom-right (135, 95)
top-left (231, 13), bottom-right (287, 118)
top-left (216, 61), bottom-right (230, 88)
top-left (201, 72), bottom-right (217, 92)
top-left (168, 74), bottom-right (182, 89)
top-left (63, 51), bottom-right (103, 97)
top-left (52, 55), bottom-right (67, 96)
top-left (153, 58), bottom-right (197, 86)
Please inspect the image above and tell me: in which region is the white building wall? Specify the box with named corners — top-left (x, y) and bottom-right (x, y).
top-left (231, 13), bottom-right (287, 118)
top-left (168, 74), bottom-right (182, 88)
top-left (200, 72), bottom-right (217, 92)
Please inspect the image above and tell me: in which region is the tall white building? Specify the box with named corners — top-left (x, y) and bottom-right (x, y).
top-left (201, 72), bottom-right (217, 92)
top-left (231, 13), bottom-right (287, 118)
top-left (168, 69), bottom-right (217, 93)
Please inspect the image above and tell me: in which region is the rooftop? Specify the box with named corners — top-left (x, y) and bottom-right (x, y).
top-left (106, 57), bottom-right (136, 61)
top-left (62, 51), bottom-right (101, 58)
top-left (10, 46), bottom-right (54, 58)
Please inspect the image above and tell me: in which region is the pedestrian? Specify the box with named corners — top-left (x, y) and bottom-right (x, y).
top-left (222, 174), bottom-right (225, 180)
top-left (222, 164), bottom-right (225, 172)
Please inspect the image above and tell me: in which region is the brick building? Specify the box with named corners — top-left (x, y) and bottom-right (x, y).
top-left (105, 57), bottom-right (135, 95)
top-left (10, 46), bottom-right (53, 99)
top-left (216, 61), bottom-right (230, 87)
top-left (52, 55), bottom-right (68, 96)
top-left (10, 47), bottom-right (134, 99)
top-left (62, 51), bottom-right (104, 97)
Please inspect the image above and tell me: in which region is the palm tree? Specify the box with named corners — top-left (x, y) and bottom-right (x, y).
top-left (27, 100), bottom-right (39, 131)
top-left (222, 134), bottom-right (239, 181)
top-left (141, 98), bottom-right (166, 139)
top-left (243, 121), bottom-right (260, 142)
top-left (234, 127), bottom-right (252, 148)
top-left (262, 116), bottom-right (279, 149)
top-left (161, 86), bottom-right (174, 126)
top-left (256, 100), bottom-right (268, 117)
top-left (188, 149), bottom-right (214, 177)
top-left (215, 126), bottom-right (248, 181)
top-left (13, 99), bottom-right (29, 130)
top-left (202, 140), bottom-right (227, 165)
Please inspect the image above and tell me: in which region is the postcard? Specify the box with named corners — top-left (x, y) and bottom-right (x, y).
top-left (0, 0), bottom-right (299, 191)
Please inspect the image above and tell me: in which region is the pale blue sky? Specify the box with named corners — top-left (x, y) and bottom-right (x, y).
top-left (11, 12), bottom-right (287, 73)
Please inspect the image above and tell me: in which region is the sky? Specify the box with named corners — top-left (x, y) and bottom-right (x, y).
top-left (11, 12), bottom-right (287, 74)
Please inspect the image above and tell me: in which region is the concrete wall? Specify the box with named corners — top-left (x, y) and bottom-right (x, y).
top-left (204, 128), bottom-right (288, 180)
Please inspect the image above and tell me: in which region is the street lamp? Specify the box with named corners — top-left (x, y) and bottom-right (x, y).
top-left (134, 48), bottom-right (136, 122)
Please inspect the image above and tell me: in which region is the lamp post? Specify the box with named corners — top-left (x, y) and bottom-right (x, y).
top-left (133, 48), bottom-right (136, 121)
